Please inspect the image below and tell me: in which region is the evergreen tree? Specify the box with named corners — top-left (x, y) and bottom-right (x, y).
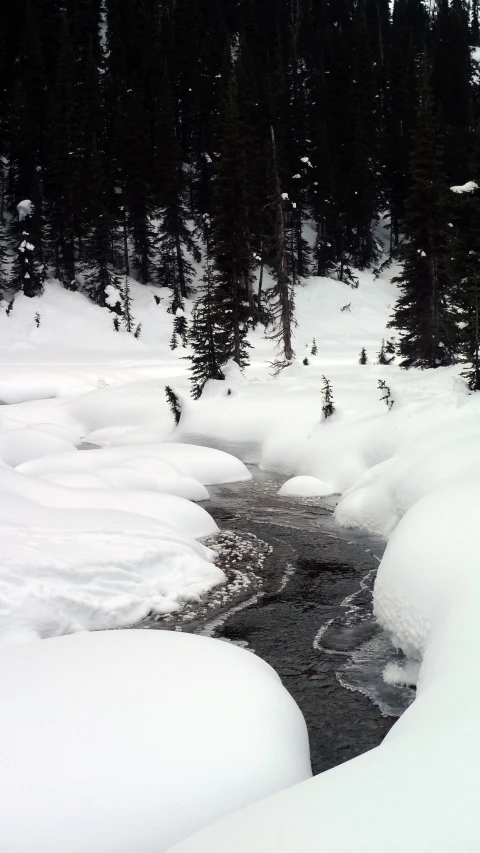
top-left (389, 60), bottom-right (457, 369)
top-left (210, 67), bottom-right (253, 369)
top-left (450, 180), bottom-right (480, 389)
top-left (189, 229), bottom-right (225, 399)
top-left (321, 375), bottom-right (335, 419)
top-left (359, 347), bottom-right (368, 364)
top-left (10, 199), bottom-right (43, 297)
top-left (165, 385), bottom-right (181, 426)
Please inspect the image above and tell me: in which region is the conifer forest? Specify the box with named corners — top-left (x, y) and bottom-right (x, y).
top-left (1, 0), bottom-right (480, 390)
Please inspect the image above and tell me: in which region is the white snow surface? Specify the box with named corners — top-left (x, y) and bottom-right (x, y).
top-left (0, 630), bottom-right (312, 852)
top-left (2, 254), bottom-right (480, 848)
top-left (166, 483), bottom-right (480, 853)
top-left (278, 475), bottom-right (334, 497)
top-left (450, 180), bottom-right (478, 193)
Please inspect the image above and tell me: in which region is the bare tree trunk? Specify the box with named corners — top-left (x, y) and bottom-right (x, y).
top-left (175, 231), bottom-right (187, 299)
top-left (122, 203), bottom-right (130, 278)
top-left (271, 126), bottom-right (294, 362)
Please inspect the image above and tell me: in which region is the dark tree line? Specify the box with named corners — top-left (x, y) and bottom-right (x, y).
top-left (1, 1), bottom-right (480, 389)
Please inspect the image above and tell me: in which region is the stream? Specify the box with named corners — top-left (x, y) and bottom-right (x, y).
top-left (140, 467), bottom-right (415, 775)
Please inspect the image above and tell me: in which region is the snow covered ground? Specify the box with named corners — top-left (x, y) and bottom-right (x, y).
top-left (1, 261), bottom-right (479, 850)
top-left (0, 630), bottom-right (311, 852)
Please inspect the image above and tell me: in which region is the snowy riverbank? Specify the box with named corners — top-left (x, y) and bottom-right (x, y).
top-left (0, 267), bottom-right (479, 850)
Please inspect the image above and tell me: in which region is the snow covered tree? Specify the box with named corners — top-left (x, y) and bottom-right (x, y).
top-left (311, 339), bottom-right (318, 356)
top-left (10, 199), bottom-right (43, 297)
top-left (321, 376), bottom-right (335, 419)
top-left (359, 347), bottom-right (368, 364)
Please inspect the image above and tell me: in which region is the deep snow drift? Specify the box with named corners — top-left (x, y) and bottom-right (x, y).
top-left (0, 630), bottom-right (311, 853)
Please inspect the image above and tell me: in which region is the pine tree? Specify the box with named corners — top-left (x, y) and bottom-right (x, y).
top-left (155, 69), bottom-right (199, 309)
top-left (377, 339), bottom-right (389, 364)
top-left (165, 385), bottom-right (181, 426)
top-left (189, 230), bottom-right (225, 399)
top-left (10, 199), bottom-right (43, 297)
top-left (321, 375), bottom-right (335, 419)
top-left (210, 67), bottom-right (253, 369)
top-left (389, 60), bottom-right (457, 369)
top-left (359, 347), bottom-right (368, 364)
top-left (450, 179), bottom-right (480, 389)
top-left (378, 378), bottom-right (394, 408)
top-left (311, 338), bottom-right (318, 356)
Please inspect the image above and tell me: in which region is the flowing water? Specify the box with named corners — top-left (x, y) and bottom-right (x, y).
top-left (140, 467), bottom-right (415, 775)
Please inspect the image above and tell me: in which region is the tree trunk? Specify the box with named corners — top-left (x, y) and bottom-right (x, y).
top-left (271, 126), bottom-right (294, 362)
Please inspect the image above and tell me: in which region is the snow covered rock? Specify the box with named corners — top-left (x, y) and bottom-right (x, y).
top-left (278, 475), bottom-right (334, 497)
top-left (0, 630), bottom-right (311, 853)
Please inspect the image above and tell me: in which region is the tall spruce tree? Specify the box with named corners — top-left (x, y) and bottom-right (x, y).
top-left (389, 60), bottom-right (457, 368)
top-left (189, 222), bottom-right (225, 398)
top-left (210, 65), bottom-right (253, 369)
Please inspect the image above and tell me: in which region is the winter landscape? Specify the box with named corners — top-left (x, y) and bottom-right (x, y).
top-left (1, 0), bottom-right (480, 851)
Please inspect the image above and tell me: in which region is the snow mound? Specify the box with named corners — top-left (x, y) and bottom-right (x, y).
top-left (0, 426), bottom-right (77, 466)
top-left (18, 442), bottom-right (251, 486)
top-left (0, 489), bottom-right (220, 645)
top-left (278, 475), bottom-right (334, 497)
top-left (165, 482), bottom-right (480, 853)
top-left (0, 630), bottom-right (311, 852)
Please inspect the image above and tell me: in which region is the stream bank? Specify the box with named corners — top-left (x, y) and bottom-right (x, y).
top-left (142, 469), bottom-right (415, 775)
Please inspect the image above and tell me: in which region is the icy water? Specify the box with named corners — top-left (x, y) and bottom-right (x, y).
top-left (142, 468), bottom-right (415, 775)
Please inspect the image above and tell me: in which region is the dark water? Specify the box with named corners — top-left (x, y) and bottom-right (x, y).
top-left (142, 470), bottom-right (415, 775)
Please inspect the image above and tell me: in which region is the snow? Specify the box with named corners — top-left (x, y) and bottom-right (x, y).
top-left (16, 199), bottom-right (33, 221)
top-left (18, 443), bottom-right (251, 486)
top-left (164, 492), bottom-right (480, 853)
top-left (2, 246), bottom-right (480, 849)
top-left (278, 475), bottom-right (333, 497)
top-left (0, 630), bottom-right (311, 852)
top-left (450, 180), bottom-right (478, 194)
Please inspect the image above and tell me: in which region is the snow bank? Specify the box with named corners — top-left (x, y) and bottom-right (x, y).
top-left (0, 426), bottom-right (77, 466)
top-left (0, 630), bottom-right (311, 852)
top-left (19, 442), bottom-right (251, 486)
top-left (165, 484), bottom-right (480, 853)
top-left (0, 486), bottom-right (221, 644)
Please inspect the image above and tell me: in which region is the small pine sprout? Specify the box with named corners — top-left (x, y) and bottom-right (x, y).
top-left (321, 375), bottom-right (335, 419)
top-left (165, 385), bottom-right (181, 426)
top-left (113, 317), bottom-right (120, 332)
top-left (134, 323), bottom-right (142, 339)
top-left (311, 338), bottom-right (318, 356)
top-left (6, 298), bottom-right (15, 316)
top-left (303, 357), bottom-right (309, 365)
top-left (341, 302), bottom-right (351, 312)
top-left (377, 339), bottom-right (389, 365)
top-left (359, 347), bottom-right (367, 364)
top-left (378, 379), bottom-right (394, 409)
top-left (34, 312), bottom-right (41, 328)
top-left (154, 295), bottom-right (161, 305)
